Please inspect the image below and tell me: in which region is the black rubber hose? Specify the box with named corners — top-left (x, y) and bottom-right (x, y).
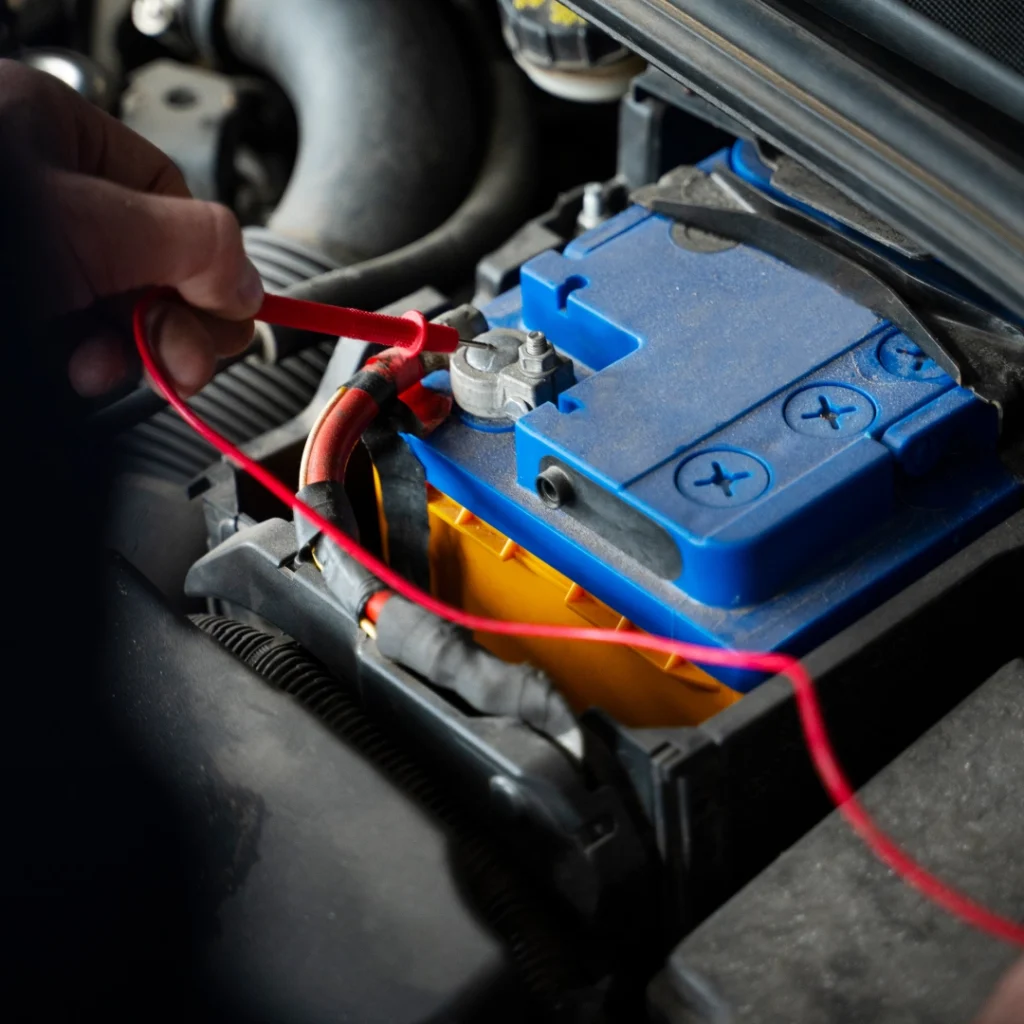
top-left (374, 596), bottom-right (579, 749)
top-left (191, 614), bottom-right (591, 1006)
top-left (218, 0), bottom-right (481, 265)
top-left (284, 59), bottom-right (536, 308)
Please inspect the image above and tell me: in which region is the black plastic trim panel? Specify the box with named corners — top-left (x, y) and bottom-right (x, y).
top-left (564, 0), bottom-right (1024, 328)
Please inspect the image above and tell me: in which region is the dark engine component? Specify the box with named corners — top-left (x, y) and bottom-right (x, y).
top-left (282, 57), bottom-right (536, 310)
top-left (193, 0), bottom-right (482, 267)
top-left (102, 558), bottom-right (541, 1023)
top-left (190, 612), bottom-right (597, 1016)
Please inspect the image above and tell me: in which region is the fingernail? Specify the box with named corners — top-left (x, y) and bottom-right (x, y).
top-left (237, 257), bottom-right (264, 313)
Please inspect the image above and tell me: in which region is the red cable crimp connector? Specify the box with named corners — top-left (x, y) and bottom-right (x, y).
top-left (258, 294), bottom-right (460, 356)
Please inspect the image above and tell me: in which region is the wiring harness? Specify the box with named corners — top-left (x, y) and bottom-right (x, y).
top-left (134, 287), bottom-right (1024, 948)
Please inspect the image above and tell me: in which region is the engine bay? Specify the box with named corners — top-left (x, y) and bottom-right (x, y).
top-left (4, 1), bottom-right (1022, 1021)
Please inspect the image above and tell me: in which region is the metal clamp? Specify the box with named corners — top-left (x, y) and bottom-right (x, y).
top-left (449, 328), bottom-right (576, 421)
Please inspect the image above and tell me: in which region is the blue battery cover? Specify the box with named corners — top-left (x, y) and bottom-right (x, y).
top-left (407, 157), bottom-right (1021, 690)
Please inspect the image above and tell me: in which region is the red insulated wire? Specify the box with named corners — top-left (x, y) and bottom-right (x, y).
top-left (133, 289), bottom-right (1024, 947)
top-left (305, 388), bottom-right (380, 484)
top-left (303, 348), bottom-right (427, 485)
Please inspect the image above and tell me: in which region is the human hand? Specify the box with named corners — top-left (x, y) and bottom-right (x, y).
top-left (0, 59), bottom-right (263, 397)
top-left (974, 956), bottom-right (1024, 1024)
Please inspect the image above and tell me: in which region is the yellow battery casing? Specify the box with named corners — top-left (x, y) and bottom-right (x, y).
top-left (424, 487), bottom-right (741, 727)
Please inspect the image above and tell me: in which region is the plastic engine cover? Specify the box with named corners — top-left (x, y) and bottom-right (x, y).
top-left (406, 158), bottom-right (1021, 691)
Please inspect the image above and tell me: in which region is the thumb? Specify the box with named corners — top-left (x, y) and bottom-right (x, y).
top-left (974, 957), bottom-right (1024, 1024)
top-left (49, 168), bottom-right (263, 319)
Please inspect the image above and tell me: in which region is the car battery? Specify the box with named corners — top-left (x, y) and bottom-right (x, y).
top-left (403, 148), bottom-right (1021, 726)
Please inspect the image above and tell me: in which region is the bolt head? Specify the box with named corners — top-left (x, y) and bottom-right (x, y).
top-left (503, 397), bottom-right (532, 419)
top-left (518, 340), bottom-right (561, 375)
top-left (132, 0), bottom-right (179, 36)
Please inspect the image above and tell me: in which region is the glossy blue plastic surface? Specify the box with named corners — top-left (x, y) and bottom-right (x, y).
top-left (407, 161), bottom-right (1021, 690)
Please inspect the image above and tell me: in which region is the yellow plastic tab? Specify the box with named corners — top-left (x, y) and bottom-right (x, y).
top-left (426, 488), bottom-right (741, 727)
top-left (548, 2), bottom-right (586, 27)
top-left (512, 0), bottom-right (586, 26)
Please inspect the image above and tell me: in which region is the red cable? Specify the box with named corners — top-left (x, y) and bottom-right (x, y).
top-left (305, 347), bottom-right (428, 485)
top-left (134, 290), bottom-right (1024, 947)
top-left (306, 389), bottom-right (380, 484)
